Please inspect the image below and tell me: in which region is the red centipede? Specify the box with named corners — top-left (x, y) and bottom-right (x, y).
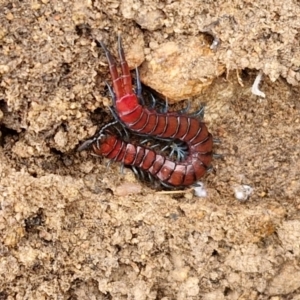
top-left (78, 37), bottom-right (214, 187)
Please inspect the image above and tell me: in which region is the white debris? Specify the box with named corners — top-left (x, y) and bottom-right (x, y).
top-left (251, 70), bottom-right (265, 98)
top-left (234, 185), bottom-right (253, 201)
top-left (193, 182), bottom-right (207, 198)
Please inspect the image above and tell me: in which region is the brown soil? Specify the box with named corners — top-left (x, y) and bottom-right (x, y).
top-left (0, 1), bottom-right (300, 299)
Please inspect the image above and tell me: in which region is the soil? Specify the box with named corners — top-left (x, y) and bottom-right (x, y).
top-left (0, 1), bottom-right (300, 299)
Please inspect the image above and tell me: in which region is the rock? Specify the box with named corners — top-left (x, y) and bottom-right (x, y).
top-left (140, 36), bottom-right (224, 102)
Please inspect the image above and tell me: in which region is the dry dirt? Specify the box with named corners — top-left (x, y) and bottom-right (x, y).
top-left (1, 0), bottom-right (300, 299)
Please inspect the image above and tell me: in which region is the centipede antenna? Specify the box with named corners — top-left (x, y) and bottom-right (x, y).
top-left (140, 139), bottom-right (150, 145)
top-left (156, 188), bottom-right (194, 194)
top-left (161, 98), bottom-right (169, 113)
top-left (147, 172), bottom-right (154, 183)
top-left (150, 144), bottom-right (160, 149)
top-left (113, 125), bottom-right (122, 137)
top-left (77, 139), bottom-right (95, 152)
top-left (169, 146), bottom-right (175, 158)
top-left (106, 160), bottom-right (112, 169)
top-left (190, 105), bottom-right (205, 119)
top-left (132, 166), bottom-right (141, 180)
top-left (132, 168), bottom-right (146, 181)
top-left (114, 124), bottom-right (130, 141)
top-left (107, 106), bottom-right (119, 122)
top-left (161, 145), bottom-right (169, 152)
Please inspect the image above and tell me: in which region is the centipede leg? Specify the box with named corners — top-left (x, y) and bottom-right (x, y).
top-left (160, 181), bottom-right (174, 189)
top-left (77, 138), bottom-right (96, 151)
top-left (168, 144), bottom-right (181, 161)
top-left (189, 104), bottom-right (205, 119)
top-left (107, 109), bottom-right (131, 140)
top-left (140, 137), bottom-right (163, 146)
top-left (148, 93), bottom-right (168, 112)
top-left (149, 93), bottom-right (156, 109)
top-left (177, 100), bottom-right (191, 114)
top-left (135, 67), bottom-right (145, 105)
top-left (159, 98), bottom-right (168, 113)
top-left (213, 153), bottom-right (223, 159)
top-left (106, 160), bottom-right (112, 169)
top-left (113, 125), bottom-right (130, 141)
top-left (81, 120), bottom-right (119, 151)
top-left (108, 106), bottom-right (119, 122)
top-left (173, 143), bottom-right (188, 161)
top-left (160, 142), bottom-right (188, 161)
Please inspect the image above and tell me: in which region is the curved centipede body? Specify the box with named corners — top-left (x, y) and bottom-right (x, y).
top-left (90, 37), bottom-right (214, 187)
top-left (90, 131), bottom-right (212, 187)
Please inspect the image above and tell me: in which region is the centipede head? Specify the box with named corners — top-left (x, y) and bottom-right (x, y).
top-left (77, 121), bottom-right (119, 152)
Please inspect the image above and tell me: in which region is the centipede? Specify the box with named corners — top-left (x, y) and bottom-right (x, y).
top-left (78, 37), bottom-right (214, 188)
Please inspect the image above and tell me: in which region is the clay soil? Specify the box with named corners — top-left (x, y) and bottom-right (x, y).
top-left (0, 1), bottom-right (300, 299)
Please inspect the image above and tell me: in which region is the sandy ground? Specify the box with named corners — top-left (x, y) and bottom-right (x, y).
top-left (1, 0), bottom-right (300, 299)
